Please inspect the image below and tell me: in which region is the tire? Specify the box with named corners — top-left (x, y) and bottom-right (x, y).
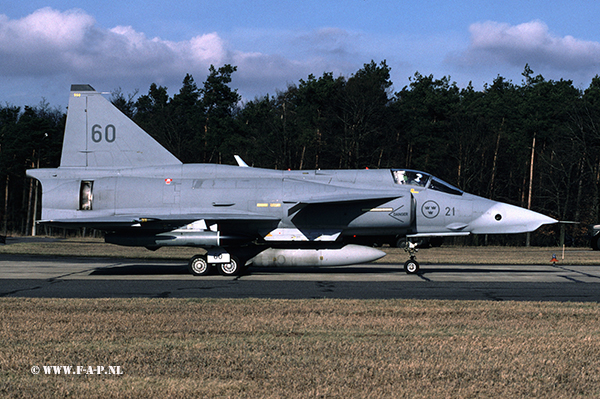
top-left (395, 237), bottom-right (407, 248)
top-left (404, 259), bottom-right (420, 274)
top-left (189, 255), bottom-right (211, 276)
top-left (219, 256), bottom-right (241, 276)
top-left (592, 234), bottom-right (600, 251)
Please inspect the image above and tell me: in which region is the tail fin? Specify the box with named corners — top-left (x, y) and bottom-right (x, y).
top-left (60, 84), bottom-right (181, 168)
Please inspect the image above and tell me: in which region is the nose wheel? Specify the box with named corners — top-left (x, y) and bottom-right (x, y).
top-left (404, 257), bottom-right (420, 274)
top-left (402, 241), bottom-right (420, 274)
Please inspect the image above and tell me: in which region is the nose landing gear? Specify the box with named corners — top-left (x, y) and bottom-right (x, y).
top-left (402, 241), bottom-right (420, 274)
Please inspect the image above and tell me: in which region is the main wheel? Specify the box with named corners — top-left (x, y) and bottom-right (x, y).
top-left (592, 234), bottom-right (600, 251)
top-left (189, 255), bottom-right (211, 276)
top-left (404, 259), bottom-right (420, 274)
top-left (395, 237), bottom-right (407, 248)
top-left (218, 256), bottom-right (242, 276)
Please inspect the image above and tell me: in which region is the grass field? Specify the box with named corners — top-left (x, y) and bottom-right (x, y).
top-left (0, 236), bottom-right (598, 265)
top-left (1, 298), bottom-right (599, 398)
top-left (1, 238), bottom-right (600, 397)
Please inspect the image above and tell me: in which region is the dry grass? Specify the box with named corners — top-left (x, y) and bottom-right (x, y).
top-left (0, 236), bottom-right (597, 265)
top-left (382, 245), bottom-right (599, 265)
top-left (0, 237), bottom-right (200, 259)
top-left (1, 298), bottom-right (600, 398)
top-left (1, 239), bottom-right (599, 397)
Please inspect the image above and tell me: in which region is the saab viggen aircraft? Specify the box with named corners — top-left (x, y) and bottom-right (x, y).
top-left (27, 85), bottom-right (557, 276)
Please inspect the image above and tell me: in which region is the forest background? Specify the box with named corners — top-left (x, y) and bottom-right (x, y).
top-left (1, 61), bottom-right (598, 246)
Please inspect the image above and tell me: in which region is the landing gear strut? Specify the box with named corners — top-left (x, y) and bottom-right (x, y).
top-left (402, 241), bottom-right (420, 274)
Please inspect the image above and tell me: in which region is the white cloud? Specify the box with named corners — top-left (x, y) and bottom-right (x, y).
top-left (0, 8), bottom-right (93, 75)
top-left (0, 7), bottom-right (462, 104)
top-left (454, 20), bottom-right (600, 72)
top-left (0, 7), bottom-right (94, 51)
top-left (0, 7), bottom-right (370, 103)
top-left (5, 9), bottom-right (600, 107)
top-left (0, 8), bottom-right (233, 82)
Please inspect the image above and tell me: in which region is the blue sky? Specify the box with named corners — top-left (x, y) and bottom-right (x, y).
top-left (2, 1), bottom-right (600, 108)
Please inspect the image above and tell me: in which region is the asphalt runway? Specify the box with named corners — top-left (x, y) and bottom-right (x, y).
top-left (1, 254), bottom-right (600, 301)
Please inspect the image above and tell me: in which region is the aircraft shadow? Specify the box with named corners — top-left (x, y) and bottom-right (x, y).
top-left (90, 264), bottom-right (401, 276)
top-left (91, 264), bottom-right (189, 275)
top-left (249, 265), bottom-right (401, 275)
top-left (89, 263), bottom-right (559, 276)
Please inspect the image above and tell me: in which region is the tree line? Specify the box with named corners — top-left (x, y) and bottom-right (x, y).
top-left (2, 61), bottom-right (599, 245)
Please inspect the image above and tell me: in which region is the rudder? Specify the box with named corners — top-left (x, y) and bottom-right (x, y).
top-left (60, 85), bottom-right (181, 168)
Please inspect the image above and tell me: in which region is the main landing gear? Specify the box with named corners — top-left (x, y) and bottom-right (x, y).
top-left (188, 249), bottom-right (243, 276)
top-left (402, 241), bottom-right (420, 275)
top-left (189, 255), bottom-right (211, 276)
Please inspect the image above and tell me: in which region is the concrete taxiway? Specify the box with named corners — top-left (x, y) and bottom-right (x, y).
top-left (1, 255), bottom-right (600, 301)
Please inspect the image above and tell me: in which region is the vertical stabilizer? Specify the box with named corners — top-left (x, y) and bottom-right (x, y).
top-left (60, 85), bottom-right (181, 168)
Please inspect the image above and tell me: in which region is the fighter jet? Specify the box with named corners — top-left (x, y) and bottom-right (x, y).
top-left (27, 85), bottom-right (557, 275)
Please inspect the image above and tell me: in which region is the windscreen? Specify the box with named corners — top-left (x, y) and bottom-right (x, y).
top-left (428, 178), bottom-right (463, 196)
top-left (392, 170), bottom-right (463, 195)
top-left (391, 170), bottom-right (429, 187)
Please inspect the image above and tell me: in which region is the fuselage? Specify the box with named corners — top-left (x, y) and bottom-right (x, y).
top-left (28, 164), bottom-right (554, 247)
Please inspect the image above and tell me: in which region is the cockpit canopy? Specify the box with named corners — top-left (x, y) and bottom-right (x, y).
top-left (391, 169), bottom-right (463, 196)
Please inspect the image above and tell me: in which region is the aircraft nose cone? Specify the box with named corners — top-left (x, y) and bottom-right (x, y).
top-left (469, 201), bottom-right (557, 234)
